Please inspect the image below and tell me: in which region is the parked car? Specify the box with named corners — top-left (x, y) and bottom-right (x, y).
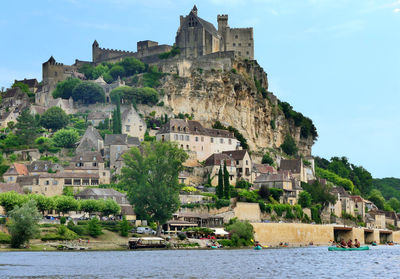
top-left (136, 227), bottom-right (156, 235)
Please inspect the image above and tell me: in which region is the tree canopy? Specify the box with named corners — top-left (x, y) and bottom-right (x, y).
top-left (40, 107), bottom-right (69, 131)
top-left (52, 77), bottom-right (82, 99)
top-left (52, 129), bottom-right (79, 148)
top-left (72, 82), bottom-right (105, 104)
top-left (16, 109), bottom-right (38, 145)
top-left (120, 141), bottom-right (188, 234)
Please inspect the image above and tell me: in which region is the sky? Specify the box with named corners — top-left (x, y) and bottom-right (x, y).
top-left (0, 0), bottom-right (399, 178)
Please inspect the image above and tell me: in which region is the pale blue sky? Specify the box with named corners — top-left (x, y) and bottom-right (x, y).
top-left (1, 0), bottom-right (399, 178)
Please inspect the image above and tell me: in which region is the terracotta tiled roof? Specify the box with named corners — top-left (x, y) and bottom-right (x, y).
top-left (4, 163), bottom-right (29, 176)
top-left (253, 164), bottom-right (276, 174)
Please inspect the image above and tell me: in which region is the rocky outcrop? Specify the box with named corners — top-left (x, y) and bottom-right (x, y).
top-left (155, 58), bottom-right (314, 158)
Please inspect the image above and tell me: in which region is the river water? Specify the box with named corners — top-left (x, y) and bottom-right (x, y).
top-left (0, 246), bottom-right (399, 278)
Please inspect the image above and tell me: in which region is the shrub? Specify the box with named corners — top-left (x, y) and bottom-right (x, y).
top-left (177, 232), bottom-right (187, 240)
top-left (216, 199), bottom-right (230, 209)
top-left (119, 216), bottom-right (130, 237)
top-left (280, 135), bottom-right (298, 156)
top-left (52, 129), bottom-right (79, 148)
top-left (87, 217), bottom-right (102, 237)
top-left (298, 191), bottom-right (312, 208)
top-left (236, 180), bottom-right (252, 189)
top-left (72, 82), bottom-right (105, 104)
top-left (269, 188), bottom-right (283, 201)
top-left (226, 219), bottom-right (254, 247)
top-left (40, 107), bottom-right (69, 131)
top-left (0, 232), bottom-right (11, 244)
top-left (52, 78), bottom-right (82, 99)
top-left (60, 216), bottom-right (67, 225)
top-left (261, 153), bottom-right (274, 165)
top-left (217, 239), bottom-right (234, 247)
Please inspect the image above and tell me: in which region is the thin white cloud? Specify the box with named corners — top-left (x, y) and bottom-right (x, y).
top-left (394, 8), bottom-right (400, 12)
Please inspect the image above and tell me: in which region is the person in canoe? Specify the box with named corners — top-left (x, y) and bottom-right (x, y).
top-left (347, 239), bottom-right (354, 248)
top-left (338, 239), bottom-right (347, 248)
top-left (254, 241), bottom-right (262, 249)
top-left (354, 239), bottom-right (360, 248)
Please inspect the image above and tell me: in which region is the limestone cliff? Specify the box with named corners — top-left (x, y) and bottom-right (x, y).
top-left (150, 57), bottom-right (315, 159)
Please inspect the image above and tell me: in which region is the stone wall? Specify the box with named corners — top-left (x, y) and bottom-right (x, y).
top-left (252, 223), bottom-right (334, 246)
top-left (234, 202), bottom-right (261, 222)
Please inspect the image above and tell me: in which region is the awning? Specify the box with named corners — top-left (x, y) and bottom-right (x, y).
top-left (212, 228), bottom-right (229, 235)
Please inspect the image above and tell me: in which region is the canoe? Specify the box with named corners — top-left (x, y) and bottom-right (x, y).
top-left (371, 243), bottom-right (377, 246)
top-left (328, 246), bottom-right (369, 251)
top-left (254, 246), bottom-right (262, 250)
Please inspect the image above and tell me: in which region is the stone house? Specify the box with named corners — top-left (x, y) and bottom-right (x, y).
top-left (121, 106), bottom-right (146, 141)
top-left (104, 134), bottom-right (140, 170)
top-left (0, 183), bottom-right (24, 194)
top-left (0, 88), bottom-right (29, 128)
top-left (350, 196), bottom-right (366, 220)
top-left (221, 150), bottom-right (252, 182)
top-left (204, 153), bottom-right (236, 186)
top-left (2, 163), bottom-right (29, 183)
top-left (27, 161), bottom-right (62, 175)
top-left (330, 186), bottom-right (355, 217)
top-left (17, 172), bottom-right (100, 196)
top-left (88, 111), bottom-right (110, 127)
top-left (14, 78), bottom-right (40, 93)
top-left (253, 171), bottom-right (300, 205)
top-left (66, 151), bottom-right (109, 184)
top-left (251, 164), bottom-right (277, 183)
top-left (384, 211), bottom-right (398, 229)
top-left (76, 126), bottom-right (104, 153)
top-left (279, 159), bottom-right (307, 183)
top-left (75, 188), bottom-right (135, 220)
top-left (367, 210), bottom-right (386, 229)
top-left (156, 119), bottom-right (240, 161)
top-left (90, 76), bottom-right (125, 103)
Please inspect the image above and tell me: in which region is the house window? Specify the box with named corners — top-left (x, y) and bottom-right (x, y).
top-left (238, 51), bottom-right (241, 56)
top-left (246, 160), bottom-right (248, 165)
top-left (8, 177), bottom-right (13, 182)
top-left (93, 162), bottom-right (98, 167)
top-left (236, 160), bottom-right (239, 165)
top-left (53, 180), bottom-right (58, 185)
top-left (180, 135), bottom-right (184, 141)
top-left (181, 144), bottom-right (184, 149)
top-left (73, 179), bottom-right (81, 185)
top-left (82, 179), bottom-right (90, 185)
top-left (80, 157), bottom-right (83, 160)
top-left (64, 179), bottom-right (72, 185)
top-left (91, 179), bottom-right (99, 185)
top-left (248, 43), bottom-right (251, 46)
top-left (139, 126), bottom-right (142, 131)
top-left (185, 135), bottom-right (190, 141)
top-left (220, 138), bottom-right (224, 144)
top-left (34, 165), bottom-right (38, 170)
top-left (195, 137), bottom-right (199, 142)
top-left (172, 126), bottom-right (175, 131)
top-left (238, 43), bottom-right (241, 46)
top-left (201, 136), bottom-right (204, 142)
top-left (103, 172), bottom-right (106, 176)
top-left (186, 145), bottom-right (189, 150)
top-left (45, 180), bottom-right (50, 185)
top-left (93, 156), bottom-right (96, 161)
top-left (229, 139), bottom-right (232, 144)
top-left (211, 138), bottom-right (214, 143)
top-left (246, 51), bottom-right (249, 55)
top-left (174, 134), bottom-right (178, 140)
top-left (126, 125), bottom-right (130, 132)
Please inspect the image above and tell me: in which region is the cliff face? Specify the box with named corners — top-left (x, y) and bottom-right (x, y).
top-left (156, 58), bottom-right (314, 157)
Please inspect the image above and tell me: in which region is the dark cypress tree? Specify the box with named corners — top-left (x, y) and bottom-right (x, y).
top-left (16, 109), bottom-right (38, 145)
top-left (223, 161), bottom-right (230, 199)
top-left (116, 101), bottom-right (122, 134)
top-left (216, 168), bottom-right (224, 199)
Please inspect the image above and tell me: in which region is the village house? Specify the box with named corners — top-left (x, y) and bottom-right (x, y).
top-left (350, 195), bottom-right (366, 220)
top-left (251, 164), bottom-right (277, 183)
top-left (253, 171), bottom-right (301, 205)
top-left (14, 78), bottom-right (40, 93)
top-left (279, 159), bottom-right (308, 183)
top-left (2, 163), bottom-right (29, 183)
top-left (367, 210), bottom-right (386, 229)
top-left (76, 126), bottom-right (104, 153)
top-left (75, 188), bottom-right (136, 220)
top-left (65, 151), bottom-right (110, 184)
top-left (16, 172), bottom-right (100, 196)
top-left (204, 153), bottom-right (236, 186)
top-left (27, 161), bottom-right (62, 175)
top-left (104, 134), bottom-right (140, 170)
top-left (87, 111), bottom-right (110, 127)
top-left (90, 76), bottom-right (125, 103)
top-left (0, 88), bottom-right (30, 128)
top-left (121, 106), bottom-right (146, 141)
top-left (221, 150), bottom-right (251, 182)
top-left (156, 119), bottom-right (240, 161)
top-left (330, 186), bottom-right (356, 217)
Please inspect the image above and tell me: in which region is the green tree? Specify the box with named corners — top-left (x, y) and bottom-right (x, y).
top-left (87, 217), bottom-right (102, 237)
top-left (261, 153), bottom-right (274, 165)
top-left (119, 57), bottom-right (145, 76)
top-left (92, 64), bottom-right (109, 79)
top-left (52, 129), bottom-right (79, 148)
top-left (0, 192), bottom-right (29, 213)
top-left (52, 77), bottom-right (82, 99)
top-left (388, 197), bottom-right (400, 212)
top-left (12, 82), bottom-right (32, 96)
top-left (109, 65), bottom-right (125, 79)
top-left (16, 109), bottom-right (38, 145)
top-left (119, 215), bottom-right (130, 237)
top-left (29, 194), bottom-right (55, 215)
top-left (216, 167), bottom-right (224, 199)
top-left (226, 218), bottom-right (254, 247)
top-left (54, 196), bottom-right (79, 215)
top-left (100, 199), bottom-right (121, 217)
top-left (120, 141), bottom-right (188, 235)
top-left (112, 100), bottom-right (122, 134)
top-left (280, 135), bottom-right (298, 156)
top-left (78, 64), bottom-right (95, 79)
top-left (298, 191), bottom-right (312, 208)
top-left (71, 82), bottom-right (105, 104)
top-left (301, 181), bottom-right (336, 208)
top-left (40, 107), bottom-right (69, 131)
top-left (223, 161), bottom-right (230, 199)
top-left (8, 199), bottom-right (41, 248)
top-left (368, 189), bottom-right (385, 210)
top-left (80, 199), bottom-right (102, 216)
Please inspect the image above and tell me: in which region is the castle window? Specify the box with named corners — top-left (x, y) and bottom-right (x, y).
top-left (180, 135), bottom-right (184, 141)
top-left (235, 35), bottom-right (238, 39)
top-left (246, 51), bottom-right (249, 55)
top-left (238, 43), bottom-right (241, 46)
top-left (126, 125), bottom-right (130, 132)
top-left (238, 52), bottom-right (241, 56)
top-left (233, 43), bottom-right (236, 47)
top-left (248, 43), bottom-right (251, 46)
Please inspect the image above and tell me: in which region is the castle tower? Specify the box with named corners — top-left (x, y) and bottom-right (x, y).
top-left (191, 5), bottom-right (198, 16)
top-left (217, 15), bottom-right (229, 52)
top-left (92, 40), bottom-right (100, 63)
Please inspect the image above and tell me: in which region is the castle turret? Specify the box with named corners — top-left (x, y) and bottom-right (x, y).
top-left (191, 5), bottom-right (198, 16)
top-left (217, 14), bottom-right (229, 32)
top-left (92, 40), bottom-right (101, 63)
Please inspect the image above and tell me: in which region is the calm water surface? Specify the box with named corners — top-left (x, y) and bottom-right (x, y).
top-left (0, 246), bottom-right (399, 278)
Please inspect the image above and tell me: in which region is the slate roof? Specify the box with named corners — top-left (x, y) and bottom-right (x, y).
top-left (280, 159), bottom-right (302, 174)
top-left (254, 173), bottom-right (291, 183)
top-left (27, 161), bottom-right (60, 173)
top-left (330, 186), bottom-right (350, 198)
top-left (3, 87), bottom-right (25, 99)
top-left (71, 151), bottom-right (104, 163)
top-left (158, 119), bottom-right (235, 139)
top-left (0, 183), bottom-right (24, 194)
top-left (204, 153), bottom-right (235, 166)
top-left (39, 172), bottom-right (99, 179)
top-left (16, 175), bottom-right (40, 186)
top-left (104, 134), bottom-right (140, 146)
top-left (75, 188), bottom-right (129, 205)
top-left (222, 150), bottom-right (248, 160)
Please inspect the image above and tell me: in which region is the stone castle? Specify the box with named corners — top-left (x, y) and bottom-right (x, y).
top-left (35, 6), bottom-right (254, 107)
